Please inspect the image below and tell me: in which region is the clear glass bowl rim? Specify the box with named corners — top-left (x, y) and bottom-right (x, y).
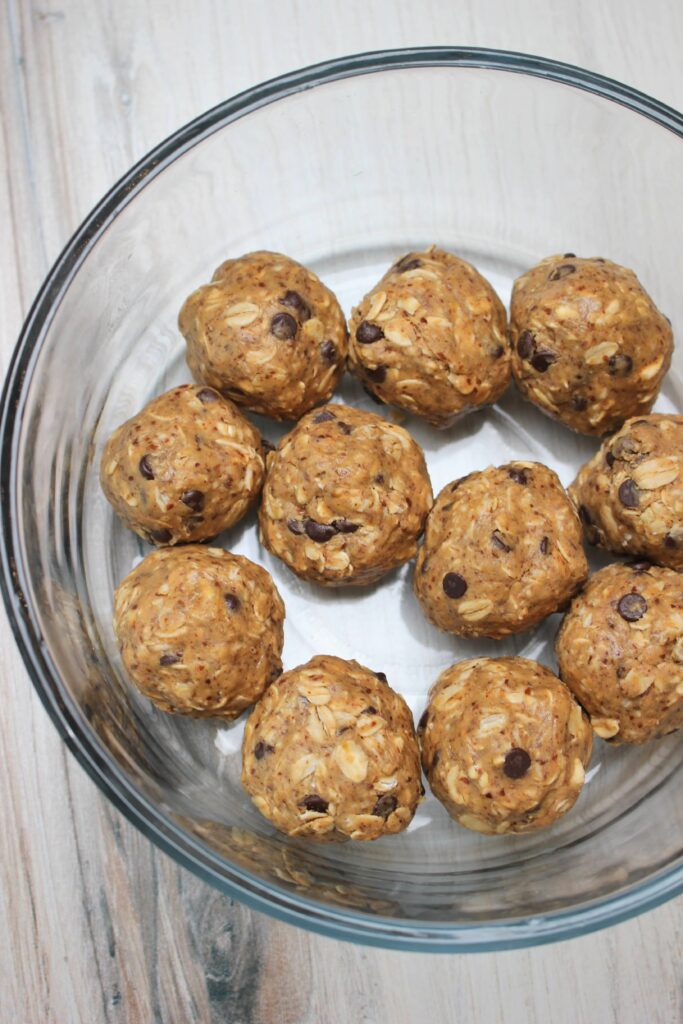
top-left (2, 47), bottom-right (683, 953)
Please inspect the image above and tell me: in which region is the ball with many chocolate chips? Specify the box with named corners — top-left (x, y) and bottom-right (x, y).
top-left (510, 254), bottom-right (672, 435)
top-left (570, 414), bottom-right (683, 570)
top-left (419, 657), bottom-right (592, 834)
top-left (242, 655), bottom-right (422, 841)
top-left (348, 247), bottom-right (510, 427)
top-left (556, 561), bottom-right (683, 743)
top-left (179, 250), bottom-right (348, 420)
top-left (259, 404), bottom-right (433, 586)
top-left (414, 462), bottom-right (588, 638)
top-left (113, 546), bottom-right (284, 719)
top-left (100, 384), bottom-right (265, 545)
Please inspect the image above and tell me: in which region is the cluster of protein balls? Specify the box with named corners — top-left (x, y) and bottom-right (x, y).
top-left (102, 247), bottom-right (682, 841)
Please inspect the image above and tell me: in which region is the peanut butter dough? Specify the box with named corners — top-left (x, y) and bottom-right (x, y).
top-left (570, 414), bottom-right (683, 570)
top-left (179, 250), bottom-right (348, 420)
top-left (259, 404), bottom-right (433, 586)
top-left (114, 546), bottom-right (284, 719)
top-left (348, 248), bottom-right (509, 427)
top-left (242, 654), bottom-right (422, 841)
top-left (419, 657), bottom-right (592, 834)
top-left (556, 561), bottom-right (683, 743)
top-left (510, 255), bottom-right (672, 435)
top-left (414, 462), bottom-right (587, 638)
top-left (101, 384), bottom-right (265, 545)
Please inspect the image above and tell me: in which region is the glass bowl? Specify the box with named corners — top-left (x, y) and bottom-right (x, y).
top-left (2, 48), bottom-right (683, 952)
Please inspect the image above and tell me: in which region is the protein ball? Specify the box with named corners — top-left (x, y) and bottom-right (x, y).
top-left (570, 414), bottom-right (683, 570)
top-left (259, 404), bottom-right (433, 586)
top-left (242, 655), bottom-right (422, 841)
top-left (100, 384), bottom-right (265, 545)
top-left (414, 462), bottom-right (588, 638)
top-left (556, 561), bottom-right (683, 743)
top-left (510, 255), bottom-right (673, 435)
top-left (348, 247), bottom-right (510, 427)
top-left (179, 250), bottom-right (348, 421)
top-left (113, 546), bottom-right (284, 719)
top-left (419, 657), bottom-right (592, 834)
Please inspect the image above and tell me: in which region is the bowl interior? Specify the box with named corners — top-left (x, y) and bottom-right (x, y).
top-left (8, 54), bottom-right (683, 948)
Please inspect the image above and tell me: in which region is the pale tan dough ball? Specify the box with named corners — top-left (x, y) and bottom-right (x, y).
top-left (348, 247), bottom-right (510, 427)
top-left (242, 655), bottom-right (422, 841)
top-left (179, 250), bottom-right (348, 420)
top-left (510, 254), bottom-right (672, 435)
top-left (419, 657), bottom-right (592, 835)
top-left (100, 384), bottom-right (265, 545)
top-left (113, 546), bottom-right (284, 719)
top-left (556, 561), bottom-right (683, 743)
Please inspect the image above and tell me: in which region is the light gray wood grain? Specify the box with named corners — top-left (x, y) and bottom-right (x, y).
top-left (1, 1), bottom-right (683, 1021)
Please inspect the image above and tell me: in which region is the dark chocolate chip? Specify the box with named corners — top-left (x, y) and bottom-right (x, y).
top-left (491, 344), bottom-right (505, 359)
top-left (356, 321), bottom-right (385, 344)
top-left (607, 353), bottom-right (633, 377)
top-left (442, 572), bottom-right (467, 599)
top-left (270, 312), bottom-right (297, 340)
top-left (287, 518), bottom-right (305, 535)
top-left (540, 536), bottom-right (550, 554)
top-left (629, 561), bottom-right (652, 572)
top-left (665, 534), bottom-right (677, 549)
top-left (374, 474), bottom-right (385, 484)
top-left (224, 592), bottom-right (241, 612)
top-left (139, 455), bottom-right (155, 480)
top-left (362, 705), bottom-right (378, 715)
top-left (159, 652), bottom-right (181, 666)
top-left (181, 489), bottom-right (205, 512)
top-left (332, 518), bottom-right (359, 533)
top-left (606, 450), bottom-right (615, 468)
top-left (372, 794), bottom-right (398, 820)
top-left (313, 409), bottom-right (336, 423)
top-left (280, 289), bottom-right (311, 321)
top-left (418, 709), bottom-right (429, 730)
top-left (517, 330), bottom-right (535, 361)
top-left (300, 795), bottom-right (329, 814)
top-left (304, 519), bottom-right (337, 543)
top-left (618, 479), bottom-right (640, 508)
top-left (617, 592), bottom-right (648, 621)
top-left (491, 530), bottom-right (511, 553)
top-left (564, 252), bottom-right (576, 258)
top-left (548, 263), bottom-right (576, 281)
top-left (337, 421), bottom-right (353, 435)
top-left (363, 384), bottom-right (384, 405)
top-left (579, 504), bottom-right (593, 526)
top-left (572, 395), bottom-right (588, 412)
top-left (394, 254), bottom-right (422, 273)
top-left (320, 339), bottom-right (337, 365)
top-left (366, 365), bottom-right (387, 383)
top-left (254, 741), bottom-right (274, 760)
top-left (612, 436), bottom-right (638, 460)
top-left (508, 467), bottom-right (528, 485)
top-left (503, 748), bottom-right (531, 779)
top-left (149, 528), bottom-right (172, 544)
top-left (531, 348), bottom-right (558, 373)
top-left (196, 387), bottom-right (220, 403)
top-left (374, 671), bottom-right (387, 683)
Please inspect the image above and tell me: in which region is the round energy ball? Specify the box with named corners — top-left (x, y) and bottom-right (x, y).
top-left (348, 247), bottom-right (510, 427)
top-left (510, 254), bottom-right (672, 435)
top-left (100, 384), bottom-right (265, 545)
top-left (259, 404), bottom-right (433, 586)
top-left (179, 250), bottom-right (348, 420)
top-left (556, 561), bottom-right (683, 743)
top-left (242, 654), bottom-right (422, 841)
top-left (414, 462), bottom-right (587, 638)
top-left (419, 657), bottom-right (593, 835)
top-left (113, 546), bottom-right (284, 719)
top-left (570, 414), bottom-right (683, 570)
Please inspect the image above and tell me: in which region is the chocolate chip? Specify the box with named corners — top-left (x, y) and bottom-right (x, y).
top-left (149, 528), bottom-right (172, 544)
top-left (606, 450), bottom-right (615, 468)
top-left (418, 709), bottom-right (429, 730)
top-left (356, 321), bottom-right (384, 344)
top-left (617, 592), bottom-right (648, 621)
top-left (159, 652), bottom-right (181, 666)
top-left (331, 518), bottom-right (359, 533)
top-left (196, 387), bottom-right (220, 403)
top-left (612, 435), bottom-right (638, 460)
top-left (593, 257), bottom-right (606, 263)
top-left (491, 344), bottom-right (505, 359)
top-left (270, 312), bottom-right (297, 340)
top-left (564, 252), bottom-right (576, 258)
top-left (531, 348), bottom-right (557, 373)
top-left (372, 794), bottom-right (398, 819)
top-left (548, 263), bottom-right (576, 281)
top-left (313, 409), bottom-right (336, 423)
top-left (363, 385), bottom-right (384, 405)
top-left (320, 339), bottom-right (337, 365)
top-left (508, 467), bottom-right (528, 485)
top-left (442, 572), bottom-right (467, 599)
top-left (287, 518), bottom-right (305, 535)
top-left (517, 330), bottom-right (535, 360)
top-left (572, 395), bottom-right (588, 412)
top-left (618, 479), bottom-right (640, 508)
top-left (503, 748), bottom-right (531, 779)
top-left (181, 489), bottom-right (204, 512)
top-left (224, 592), bottom-right (240, 612)
top-left (300, 795), bottom-right (329, 813)
top-left (665, 534), bottom-right (677, 548)
top-left (629, 561), bottom-right (652, 572)
top-left (491, 530), bottom-right (511, 552)
top-left (374, 474), bottom-right (385, 484)
top-left (304, 518), bottom-right (337, 542)
top-left (337, 421), bottom-right (353, 435)
top-left (394, 255), bottom-right (422, 272)
top-left (139, 455), bottom-right (155, 480)
top-left (362, 705), bottom-right (378, 715)
top-left (280, 289), bottom-right (311, 321)
top-left (616, 663), bottom-right (628, 680)
top-left (254, 741), bottom-right (274, 760)
top-left (366, 365), bottom-right (387, 383)
top-left (540, 536), bottom-right (549, 554)
top-left (607, 353), bottom-right (633, 377)
top-left (374, 671), bottom-right (387, 683)
top-left (579, 504), bottom-right (593, 526)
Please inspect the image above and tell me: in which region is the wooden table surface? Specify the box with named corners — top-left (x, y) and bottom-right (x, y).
top-left (2, 2), bottom-right (682, 1021)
